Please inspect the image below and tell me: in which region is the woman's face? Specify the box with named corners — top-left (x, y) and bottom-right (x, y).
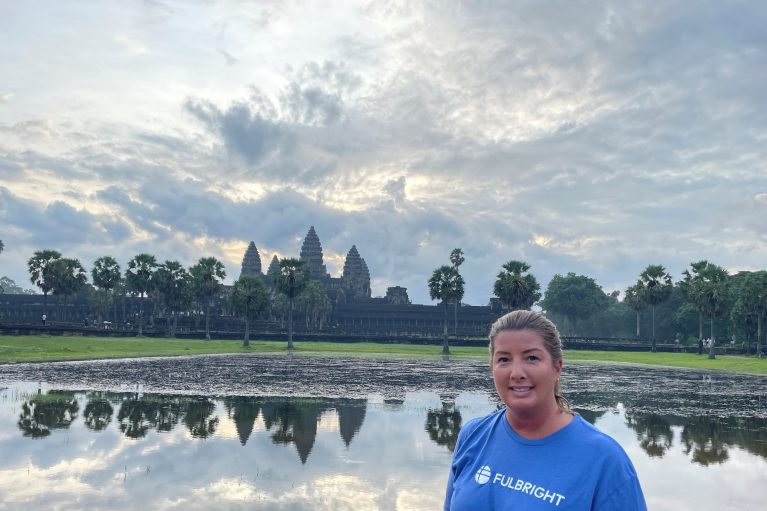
top-left (491, 329), bottom-right (562, 416)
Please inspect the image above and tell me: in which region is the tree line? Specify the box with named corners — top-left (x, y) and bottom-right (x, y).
top-left (23, 250), bottom-right (330, 347)
top-left (8, 245), bottom-right (767, 357)
top-left (429, 250), bottom-right (767, 359)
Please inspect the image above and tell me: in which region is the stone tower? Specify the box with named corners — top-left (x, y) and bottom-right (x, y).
top-left (240, 241), bottom-right (262, 278)
top-left (266, 254), bottom-right (280, 278)
top-left (342, 245), bottom-right (371, 299)
top-left (299, 226), bottom-right (328, 281)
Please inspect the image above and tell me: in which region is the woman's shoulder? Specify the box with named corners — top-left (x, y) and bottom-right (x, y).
top-left (567, 415), bottom-right (637, 465)
top-left (570, 415), bottom-right (622, 444)
top-left (459, 408), bottom-right (506, 440)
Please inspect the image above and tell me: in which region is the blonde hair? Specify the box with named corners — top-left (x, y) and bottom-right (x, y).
top-left (488, 310), bottom-right (570, 412)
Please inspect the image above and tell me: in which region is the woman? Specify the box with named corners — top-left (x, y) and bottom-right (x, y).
top-left (444, 310), bottom-right (646, 510)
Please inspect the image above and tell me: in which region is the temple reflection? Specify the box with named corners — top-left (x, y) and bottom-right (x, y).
top-left (224, 396), bottom-right (261, 446)
top-left (335, 399), bottom-right (367, 447)
top-left (13, 389), bottom-right (767, 467)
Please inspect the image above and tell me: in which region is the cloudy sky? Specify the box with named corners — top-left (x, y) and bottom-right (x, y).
top-left (1, 0), bottom-right (765, 305)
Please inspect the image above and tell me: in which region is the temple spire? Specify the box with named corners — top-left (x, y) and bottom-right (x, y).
top-left (342, 245), bottom-right (371, 299)
top-left (267, 255), bottom-right (280, 277)
top-left (240, 241), bottom-right (262, 278)
top-left (299, 226), bottom-right (328, 280)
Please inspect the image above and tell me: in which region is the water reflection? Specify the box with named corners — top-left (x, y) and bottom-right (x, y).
top-left (425, 401), bottom-right (462, 452)
top-left (224, 396), bottom-right (261, 446)
top-left (183, 397), bottom-right (219, 438)
top-left (621, 412), bottom-right (767, 466)
top-left (12, 388), bottom-right (767, 468)
top-left (37, 391), bottom-right (372, 464)
top-left (115, 394), bottom-right (186, 439)
top-left (17, 390), bottom-right (79, 438)
top-left (625, 410), bottom-right (674, 457)
top-left (1, 357), bottom-right (766, 511)
top-left (82, 393), bottom-right (113, 431)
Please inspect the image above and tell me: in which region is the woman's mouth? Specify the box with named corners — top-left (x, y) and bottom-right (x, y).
top-left (509, 386), bottom-right (533, 395)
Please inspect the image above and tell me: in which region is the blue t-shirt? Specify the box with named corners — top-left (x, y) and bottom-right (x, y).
top-left (445, 410), bottom-right (647, 510)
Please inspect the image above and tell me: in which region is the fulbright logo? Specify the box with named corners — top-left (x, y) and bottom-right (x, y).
top-left (475, 465), bottom-right (492, 485)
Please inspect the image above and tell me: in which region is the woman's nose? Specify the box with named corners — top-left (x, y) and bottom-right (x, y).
top-left (508, 361), bottom-right (526, 380)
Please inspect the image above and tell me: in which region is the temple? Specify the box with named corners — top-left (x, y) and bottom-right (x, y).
top-left (239, 226), bottom-right (374, 303)
top-left (0, 225), bottom-right (497, 337)
top-left (237, 226), bottom-right (497, 336)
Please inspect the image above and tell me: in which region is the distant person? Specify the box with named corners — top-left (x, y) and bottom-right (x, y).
top-left (41, 314), bottom-right (46, 326)
top-left (444, 310), bottom-right (646, 510)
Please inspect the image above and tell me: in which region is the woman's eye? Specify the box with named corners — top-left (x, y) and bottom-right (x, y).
top-left (526, 356), bottom-right (539, 362)
top-left (496, 357), bottom-right (509, 363)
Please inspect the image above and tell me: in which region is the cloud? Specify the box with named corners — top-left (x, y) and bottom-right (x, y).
top-left (0, 187), bottom-right (131, 252)
top-left (2, 0), bottom-right (767, 303)
top-left (216, 49), bottom-right (238, 66)
top-left (185, 94), bottom-right (293, 167)
top-left (383, 176), bottom-right (406, 204)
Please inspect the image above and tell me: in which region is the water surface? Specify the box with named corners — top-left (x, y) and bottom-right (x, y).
top-left (0, 354), bottom-right (765, 510)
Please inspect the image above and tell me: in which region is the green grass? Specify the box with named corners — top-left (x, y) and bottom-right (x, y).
top-left (564, 350), bottom-right (767, 375)
top-left (0, 335), bottom-right (765, 375)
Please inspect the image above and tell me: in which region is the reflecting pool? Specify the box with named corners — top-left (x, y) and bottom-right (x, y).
top-left (0, 354), bottom-right (765, 510)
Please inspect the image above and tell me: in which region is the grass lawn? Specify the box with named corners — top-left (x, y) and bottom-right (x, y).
top-left (0, 335), bottom-right (765, 375)
top-left (564, 350), bottom-right (767, 376)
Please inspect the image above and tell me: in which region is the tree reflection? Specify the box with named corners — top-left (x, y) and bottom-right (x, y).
top-left (572, 408), bottom-right (606, 425)
top-left (224, 396), bottom-right (262, 446)
top-left (117, 395), bottom-right (160, 439)
top-left (625, 411), bottom-right (674, 458)
top-left (17, 391), bottom-right (79, 439)
top-left (154, 396), bottom-right (184, 433)
top-left (728, 417), bottom-right (767, 460)
top-left (681, 416), bottom-right (729, 466)
top-left (183, 397), bottom-right (219, 438)
top-left (83, 393), bottom-right (113, 431)
top-left (425, 401), bottom-right (462, 452)
top-left (116, 394), bottom-right (184, 438)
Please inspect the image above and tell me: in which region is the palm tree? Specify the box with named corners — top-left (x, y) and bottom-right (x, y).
top-left (493, 260), bottom-right (541, 311)
top-left (624, 282), bottom-right (646, 338)
top-left (681, 261), bottom-right (710, 355)
top-left (153, 261), bottom-right (192, 338)
top-left (638, 265), bottom-right (673, 352)
top-left (50, 258), bottom-right (87, 321)
top-left (125, 253), bottom-right (158, 336)
top-left (92, 256), bottom-right (121, 324)
top-left (697, 264), bottom-right (730, 360)
top-left (271, 293), bottom-right (290, 327)
top-left (738, 271), bottom-right (767, 357)
top-left (428, 265), bottom-right (465, 355)
top-left (449, 248), bottom-right (465, 335)
top-left (273, 258), bottom-right (307, 349)
top-left (681, 261), bottom-right (730, 357)
top-left (190, 257), bottom-right (227, 340)
top-left (296, 280), bottom-right (331, 330)
top-left (27, 249), bottom-right (62, 320)
top-left (230, 275), bottom-right (270, 347)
